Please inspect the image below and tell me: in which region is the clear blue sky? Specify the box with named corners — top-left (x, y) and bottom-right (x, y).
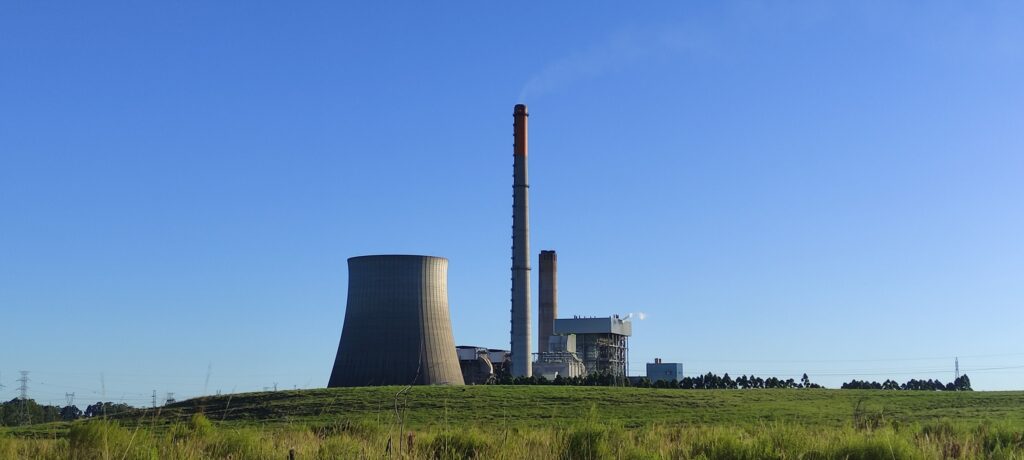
top-left (2, 2), bottom-right (1022, 405)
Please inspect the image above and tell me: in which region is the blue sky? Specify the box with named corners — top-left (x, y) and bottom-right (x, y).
top-left (2, 1), bottom-right (1022, 405)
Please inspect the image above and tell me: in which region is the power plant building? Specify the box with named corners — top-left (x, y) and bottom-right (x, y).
top-left (456, 346), bottom-right (510, 385)
top-left (328, 255), bottom-right (464, 387)
top-left (646, 358), bottom-right (683, 383)
top-left (553, 316), bottom-right (632, 378)
top-left (533, 334), bottom-right (585, 380)
top-left (326, 105), bottom-right (643, 388)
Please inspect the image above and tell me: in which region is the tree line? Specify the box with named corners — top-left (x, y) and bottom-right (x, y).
top-left (0, 398), bottom-right (133, 426)
top-left (497, 372), bottom-right (825, 388)
top-left (840, 375), bottom-right (972, 391)
top-left (497, 372), bottom-right (973, 391)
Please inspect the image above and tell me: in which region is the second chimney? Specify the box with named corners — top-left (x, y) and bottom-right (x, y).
top-left (538, 250), bottom-right (557, 353)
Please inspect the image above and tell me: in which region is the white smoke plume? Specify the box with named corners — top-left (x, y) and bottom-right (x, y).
top-left (623, 312), bottom-right (647, 321)
top-left (517, 26), bottom-right (704, 102)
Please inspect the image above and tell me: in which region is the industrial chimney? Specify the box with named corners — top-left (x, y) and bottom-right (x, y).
top-left (538, 250), bottom-right (557, 353)
top-left (510, 104), bottom-right (532, 377)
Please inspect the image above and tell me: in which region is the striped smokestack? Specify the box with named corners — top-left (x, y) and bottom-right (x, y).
top-left (510, 104), bottom-right (532, 377)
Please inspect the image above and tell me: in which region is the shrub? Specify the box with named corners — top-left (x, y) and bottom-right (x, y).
top-left (189, 413), bottom-right (213, 438)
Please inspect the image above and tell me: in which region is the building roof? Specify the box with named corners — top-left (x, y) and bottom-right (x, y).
top-left (553, 316), bottom-right (632, 336)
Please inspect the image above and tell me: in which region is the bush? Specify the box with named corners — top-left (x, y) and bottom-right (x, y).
top-left (169, 412), bottom-right (215, 442)
top-left (189, 413), bottom-right (213, 438)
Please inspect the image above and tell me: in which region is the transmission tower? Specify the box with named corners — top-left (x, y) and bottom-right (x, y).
top-left (16, 371), bottom-right (30, 425)
top-left (0, 371), bottom-right (5, 393)
top-left (955, 357), bottom-right (960, 380)
top-left (17, 371), bottom-right (29, 400)
top-left (152, 390), bottom-right (157, 408)
top-left (65, 393), bottom-right (75, 407)
top-left (165, 392), bottom-right (176, 405)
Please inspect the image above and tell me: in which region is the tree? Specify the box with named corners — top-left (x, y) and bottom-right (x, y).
top-left (954, 374), bottom-right (972, 391)
top-left (83, 402), bottom-right (132, 418)
top-left (60, 405), bottom-right (82, 421)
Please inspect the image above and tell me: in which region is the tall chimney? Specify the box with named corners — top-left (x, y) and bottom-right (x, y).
top-left (510, 104), bottom-right (532, 377)
top-left (538, 250), bottom-right (557, 353)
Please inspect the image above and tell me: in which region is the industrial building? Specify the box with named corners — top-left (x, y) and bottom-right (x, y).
top-left (456, 346), bottom-right (510, 385)
top-left (533, 334), bottom-right (586, 380)
top-left (330, 105), bottom-right (642, 387)
top-left (647, 358), bottom-right (683, 383)
top-left (533, 249), bottom-right (587, 380)
top-left (553, 316), bottom-right (632, 378)
top-left (328, 255), bottom-right (464, 387)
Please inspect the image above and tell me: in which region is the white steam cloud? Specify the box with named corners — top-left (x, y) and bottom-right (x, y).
top-left (517, 26), bottom-right (704, 102)
top-left (623, 312), bottom-right (647, 321)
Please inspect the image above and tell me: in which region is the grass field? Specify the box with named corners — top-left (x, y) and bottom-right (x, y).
top-left (3, 386), bottom-right (1024, 459)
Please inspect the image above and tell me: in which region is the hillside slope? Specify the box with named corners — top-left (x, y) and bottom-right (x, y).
top-left (143, 386), bottom-right (1024, 429)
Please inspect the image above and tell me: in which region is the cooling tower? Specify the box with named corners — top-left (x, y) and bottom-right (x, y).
top-left (510, 104), bottom-right (532, 377)
top-left (328, 255), bottom-right (464, 387)
top-left (538, 250), bottom-right (557, 353)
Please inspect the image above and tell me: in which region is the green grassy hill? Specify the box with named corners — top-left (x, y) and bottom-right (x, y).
top-left (5, 387), bottom-right (1024, 459)
top-left (142, 386), bottom-right (1024, 430)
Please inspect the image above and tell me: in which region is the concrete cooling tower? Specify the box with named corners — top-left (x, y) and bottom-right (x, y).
top-left (328, 255), bottom-right (465, 387)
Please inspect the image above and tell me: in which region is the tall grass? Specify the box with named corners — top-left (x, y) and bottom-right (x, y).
top-left (2, 417), bottom-right (1023, 459)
